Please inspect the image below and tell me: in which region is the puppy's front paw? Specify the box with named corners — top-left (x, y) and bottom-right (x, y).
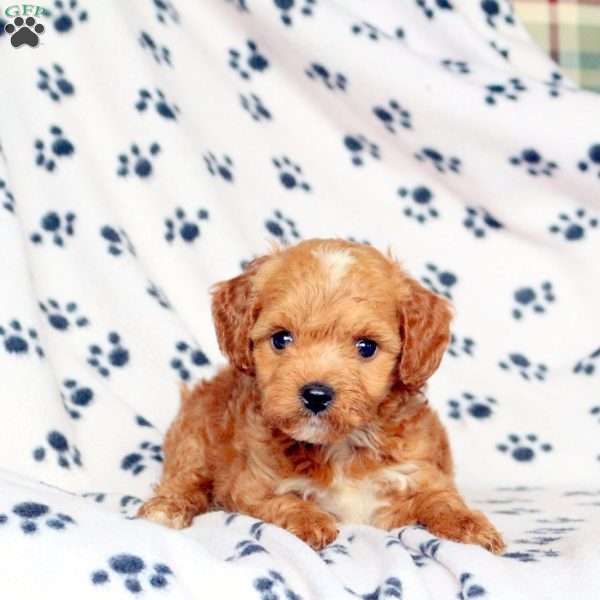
top-left (425, 509), bottom-right (505, 554)
top-left (137, 496), bottom-right (197, 529)
top-left (283, 509), bottom-right (338, 550)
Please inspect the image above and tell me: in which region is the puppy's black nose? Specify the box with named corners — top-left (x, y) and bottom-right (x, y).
top-left (300, 382), bottom-right (335, 414)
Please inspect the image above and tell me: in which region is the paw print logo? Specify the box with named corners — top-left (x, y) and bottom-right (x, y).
top-left (240, 93), bottom-right (272, 121)
top-left (265, 210), bottom-right (301, 245)
top-left (1, 179), bottom-right (15, 213)
top-left (305, 63), bottom-right (347, 91)
top-left (34, 125), bottom-right (75, 172)
top-left (343, 134), bottom-right (380, 166)
top-left (497, 433), bottom-right (553, 462)
top-left (373, 100), bottom-right (412, 133)
top-left (227, 539), bottom-right (268, 561)
top-left (459, 573), bottom-right (486, 600)
top-left (397, 185), bottom-right (439, 223)
top-left (204, 152), bottom-right (234, 182)
top-left (573, 346), bottom-right (600, 376)
top-left (420, 263), bottom-right (458, 299)
top-left (50, 0), bottom-right (88, 33)
top-left (0, 320), bottom-right (44, 358)
top-left (39, 298), bottom-right (89, 331)
top-left (30, 211), bottom-right (76, 246)
top-left (548, 208), bottom-right (598, 241)
top-left (318, 542), bottom-right (349, 565)
top-left (485, 78), bottom-right (527, 104)
top-left (0, 502), bottom-right (75, 535)
top-left (351, 21), bottom-right (404, 41)
top-left (490, 40), bottom-right (509, 60)
top-left (448, 333), bottom-right (475, 358)
top-left (545, 71), bottom-right (569, 98)
top-left (152, 0), bottom-right (179, 25)
top-left (447, 392), bottom-right (496, 420)
top-left (509, 148), bottom-right (558, 176)
top-left (274, 0), bottom-right (316, 26)
top-left (590, 406), bottom-right (600, 424)
top-left (512, 282), bottom-right (555, 319)
top-left (91, 555), bottom-right (174, 595)
top-left (120, 495), bottom-right (143, 517)
top-left (463, 206), bottom-right (503, 238)
top-left (61, 378), bottom-right (94, 419)
top-left (440, 59), bottom-right (470, 74)
top-left (229, 40), bottom-right (269, 80)
top-left (577, 143), bottom-right (600, 177)
top-left (87, 332), bottom-right (130, 377)
top-left (33, 430), bottom-right (82, 468)
top-left (37, 64), bottom-right (74, 102)
top-left (4, 15), bottom-right (45, 47)
top-left (480, 0), bottom-right (514, 27)
top-left (254, 570), bottom-right (301, 600)
top-left (117, 143), bottom-right (161, 179)
top-left (499, 353), bottom-right (548, 381)
top-left (139, 31), bottom-right (172, 66)
top-left (147, 281), bottom-right (172, 309)
top-left (100, 225), bottom-right (136, 256)
top-left (164, 207), bottom-right (209, 243)
top-left (135, 88), bottom-right (179, 120)
top-left (272, 156), bottom-right (311, 192)
top-left (170, 340), bottom-right (210, 381)
top-left (415, 0), bottom-right (453, 19)
top-left (414, 147), bottom-right (460, 173)
top-left (121, 442), bottom-right (162, 476)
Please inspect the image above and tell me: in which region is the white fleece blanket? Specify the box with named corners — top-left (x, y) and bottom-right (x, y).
top-left (1, 0), bottom-right (599, 598)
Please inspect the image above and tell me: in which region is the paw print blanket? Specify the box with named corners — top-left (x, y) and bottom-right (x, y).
top-left (1, 0), bottom-right (599, 598)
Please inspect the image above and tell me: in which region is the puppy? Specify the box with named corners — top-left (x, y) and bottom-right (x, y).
top-left (138, 239), bottom-right (504, 553)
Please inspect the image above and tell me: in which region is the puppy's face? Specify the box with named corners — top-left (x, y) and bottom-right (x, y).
top-left (212, 240), bottom-right (451, 445)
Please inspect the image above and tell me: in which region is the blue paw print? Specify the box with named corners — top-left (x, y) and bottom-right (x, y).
top-left (204, 152), bottom-right (234, 182)
top-left (346, 577), bottom-right (403, 599)
top-left (463, 206), bottom-right (503, 238)
top-left (319, 543), bottom-right (349, 565)
top-left (590, 406), bottom-right (600, 424)
top-left (0, 320), bottom-right (44, 358)
top-left (373, 99), bottom-right (412, 133)
top-left (273, 156), bottom-right (311, 191)
top-left (100, 225), bottom-right (136, 256)
top-left (265, 210), bottom-right (301, 245)
top-left (33, 430), bottom-right (82, 468)
top-left (34, 125), bottom-right (75, 171)
top-left (512, 282), bottom-right (555, 319)
top-left (121, 442), bottom-right (162, 476)
top-left (61, 378), bottom-right (94, 419)
top-left (545, 71), bottom-right (567, 98)
top-left (31, 211), bottom-right (76, 247)
top-left (274, 0), bottom-right (315, 26)
top-left (421, 263), bottom-right (458, 299)
top-left (254, 570), bottom-right (301, 600)
top-left (415, 0), bottom-right (453, 19)
top-left (306, 62), bottom-right (347, 91)
top-left (351, 21), bottom-right (404, 40)
top-left (240, 92), bottom-right (272, 121)
top-left (226, 0), bottom-right (249, 11)
top-left (548, 208), bottom-right (598, 241)
top-left (447, 391), bottom-right (496, 420)
top-left (135, 88), bottom-right (179, 120)
top-left (153, 0), bottom-right (179, 24)
top-left (164, 207), bottom-right (209, 243)
top-left (92, 555), bottom-right (174, 594)
top-left (459, 573), bottom-right (486, 600)
top-left (226, 539), bottom-right (268, 561)
top-left (170, 340), bottom-right (210, 381)
top-left (87, 332), bottom-right (130, 377)
top-left (343, 134), bottom-right (380, 166)
top-left (497, 433), bottom-right (552, 462)
top-left (0, 179), bottom-right (15, 213)
top-left (499, 353), bottom-right (548, 381)
top-left (440, 59), bottom-right (470, 74)
top-left (117, 143), bottom-right (161, 179)
top-left (577, 143), bottom-right (600, 177)
top-left (509, 148), bottom-right (558, 176)
top-left (397, 185), bottom-right (439, 223)
top-left (480, 0), bottom-right (514, 27)
top-left (448, 333), bottom-right (475, 358)
top-left (39, 298), bottom-right (89, 331)
top-left (120, 495), bottom-right (143, 517)
top-left (490, 40), bottom-right (509, 60)
top-left (51, 0), bottom-right (88, 32)
top-left (573, 346), bottom-right (600, 376)
top-left (2, 502), bottom-right (75, 534)
top-left (139, 31), bottom-right (171, 66)
top-left (485, 78), bottom-right (526, 104)
top-left (37, 64), bottom-right (74, 102)
top-left (147, 281), bottom-right (172, 309)
top-left (229, 40), bottom-right (269, 79)
top-left (415, 146), bottom-right (460, 173)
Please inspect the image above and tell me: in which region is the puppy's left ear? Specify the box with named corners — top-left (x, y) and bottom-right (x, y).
top-left (397, 275), bottom-right (452, 392)
top-left (211, 255), bottom-right (270, 375)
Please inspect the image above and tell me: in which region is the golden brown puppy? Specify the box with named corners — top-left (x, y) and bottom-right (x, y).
top-left (138, 239), bottom-right (504, 553)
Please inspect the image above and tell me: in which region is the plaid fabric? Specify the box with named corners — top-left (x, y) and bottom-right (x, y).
top-left (514, 0), bottom-right (600, 93)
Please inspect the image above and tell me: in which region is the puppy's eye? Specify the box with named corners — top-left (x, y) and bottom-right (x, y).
top-left (356, 338), bottom-right (377, 359)
top-left (271, 330), bottom-right (294, 351)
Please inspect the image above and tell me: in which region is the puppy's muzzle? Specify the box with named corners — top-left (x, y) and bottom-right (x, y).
top-left (300, 382), bottom-right (335, 414)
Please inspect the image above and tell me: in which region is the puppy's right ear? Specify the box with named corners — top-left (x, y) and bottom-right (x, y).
top-left (211, 255), bottom-right (270, 375)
